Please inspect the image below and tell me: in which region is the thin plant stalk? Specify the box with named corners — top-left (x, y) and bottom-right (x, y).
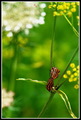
top-left (50, 2), bottom-right (58, 68)
top-left (38, 3), bottom-right (58, 117)
top-left (9, 34), bottom-right (18, 91)
top-left (63, 14), bottom-right (79, 37)
top-left (7, 33), bottom-right (18, 117)
top-left (50, 16), bottom-right (56, 68)
top-left (37, 92), bottom-right (55, 118)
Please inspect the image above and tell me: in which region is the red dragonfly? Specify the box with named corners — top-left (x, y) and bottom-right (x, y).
top-left (46, 67), bottom-right (60, 91)
top-left (46, 13), bottom-right (60, 92)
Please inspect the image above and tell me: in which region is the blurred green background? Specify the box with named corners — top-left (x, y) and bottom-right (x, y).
top-left (2, 2), bottom-right (79, 118)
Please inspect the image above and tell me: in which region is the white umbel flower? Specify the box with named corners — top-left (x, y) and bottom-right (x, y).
top-left (2, 88), bottom-right (15, 108)
top-left (2, 2), bottom-right (46, 33)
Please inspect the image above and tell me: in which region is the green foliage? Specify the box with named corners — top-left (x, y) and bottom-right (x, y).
top-left (2, 1), bottom-right (79, 118)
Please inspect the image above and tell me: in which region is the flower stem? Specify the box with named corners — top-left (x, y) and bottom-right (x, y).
top-left (9, 34), bottom-right (18, 91)
top-left (63, 14), bottom-right (79, 37)
top-left (37, 92), bottom-right (55, 118)
top-left (50, 16), bottom-right (56, 68)
top-left (50, 2), bottom-right (58, 68)
top-left (38, 3), bottom-right (57, 118)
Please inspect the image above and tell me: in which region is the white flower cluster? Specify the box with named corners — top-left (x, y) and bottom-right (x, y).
top-left (2, 2), bottom-right (46, 36)
top-left (2, 88), bottom-right (15, 108)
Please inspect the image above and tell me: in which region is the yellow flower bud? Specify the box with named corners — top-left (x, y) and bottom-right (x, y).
top-left (66, 6), bottom-right (69, 9)
top-left (66, 3), bottom-right (70, 6)
top-left (71, 8), bottom-right (76, 12)
top-left (67, 11), bottom-right (72, 17)
top-left (74, 84), bottom-right (79, 89)
top-left (66, 70), bottom-right (71, 75)
top-left (69, 78), bottom-right (73, 82)
top-left (53, 4), bottom-right (56, 8)
top-left (48, 5), bottom-right (52, 8)
top-left (73, 78), bottom-right (77, 81)
top-left (53, 11), bottom-right (59, 16)
top-left (77, 65), bottom-right (80, 69)
top-left (76, 16), bottom-right (80, 19)
top-left (74, 72), bottom-right (78, 76)
top-left (76, 2), bottom-right (80, 6)
top-left (73, 68), bottom-right (77, 71)
top-left (71, 2), bottom-right (75, 5)
top-left (73, 5), bottom-right (76, 8)
top-left (70, 75), bottom-right (74, 78)
top-left (63, 10), bottom-right (67, 13)
top-left (70, 63), bottom-right (75, 68)
top-left (59, 11), bottom-right (63, 16)
top-left (63, 5), bottom-right (67, 9)
top-left (63, 74), bottom-right (68, 78)
top-left (57, 5), bottom-right (64, 10)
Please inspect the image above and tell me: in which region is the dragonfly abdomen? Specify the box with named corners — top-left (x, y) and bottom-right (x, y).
top-left (46, 67), bottom-right (60, 92)
top-left (46, 78), bottom-right (54, 91)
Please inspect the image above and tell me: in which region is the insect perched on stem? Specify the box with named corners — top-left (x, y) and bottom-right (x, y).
top-left (46, 67), bottom-right (60, 91)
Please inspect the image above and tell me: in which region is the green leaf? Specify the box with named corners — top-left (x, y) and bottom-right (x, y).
top-left (56, 90), bottom-right (77, 118)
top-left (16, 78), bottom-right (47, 85)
